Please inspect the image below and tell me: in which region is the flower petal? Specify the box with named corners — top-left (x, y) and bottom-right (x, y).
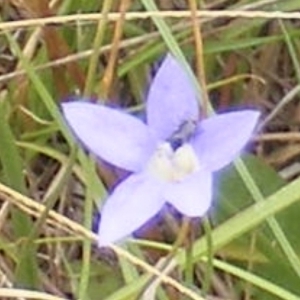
top-left (191, 110), bottom-right (260, 172)
top-left (62, 101), bottom-right (157, 172)
top-left (146, 54), bottom-right (199, 140)
top-left (98, 173), bottom-right (165, 246)
top-left (164, 169), bottom-right (212, 217)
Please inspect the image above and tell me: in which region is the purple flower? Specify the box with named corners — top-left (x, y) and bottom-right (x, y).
top-left (62, 54), bottom-right (260, 246)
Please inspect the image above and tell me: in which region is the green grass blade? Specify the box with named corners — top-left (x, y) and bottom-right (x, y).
top-left (0, 99), bottom-right (39, 288)
top-left (234, 159), bottom-right (300, 279)
top-left (212, 258), bottom-right (300, 300)
top-left (183, 176), bottom-right (300, 264)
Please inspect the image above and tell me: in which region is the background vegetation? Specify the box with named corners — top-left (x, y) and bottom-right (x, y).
top-left (1, 0), bottom-right (300, 299)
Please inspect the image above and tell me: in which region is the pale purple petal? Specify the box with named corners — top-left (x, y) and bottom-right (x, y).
top-left (191, 110), bottom-right (260, 172)
top-left (164, 169), bottom-right (212, 217)
top-left (98, 173), bottom-right (165, 246)
top-left (146, 54), bottom-right (199, 140)
top-left (62, 102), bottom-right (158, 172)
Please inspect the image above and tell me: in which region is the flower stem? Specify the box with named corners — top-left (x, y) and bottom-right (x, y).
top-left (137, 216), bottom-right (191, 299)
top-left (184, 229), bottom-right (194, 285)
top-left (201, 216), bottom-right (214, 296)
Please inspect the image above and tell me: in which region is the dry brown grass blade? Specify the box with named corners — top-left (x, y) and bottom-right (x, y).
top-left (0, 182), bottom-right (205, 300)
top-left (100, 0), bottom-right (131, 99)
top-left (19, 0), bottom-right (85, 97)
top-left (2, 10), bottom-right (300, 31)
top-left (0, 287), bottom-right (67, 300)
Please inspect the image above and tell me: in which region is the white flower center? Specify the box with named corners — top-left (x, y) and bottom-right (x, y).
top-left (147, 142), bottom-right (200, 181)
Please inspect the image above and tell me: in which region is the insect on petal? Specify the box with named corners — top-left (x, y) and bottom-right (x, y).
top-left (146, 54), bottom-right (199, 140)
